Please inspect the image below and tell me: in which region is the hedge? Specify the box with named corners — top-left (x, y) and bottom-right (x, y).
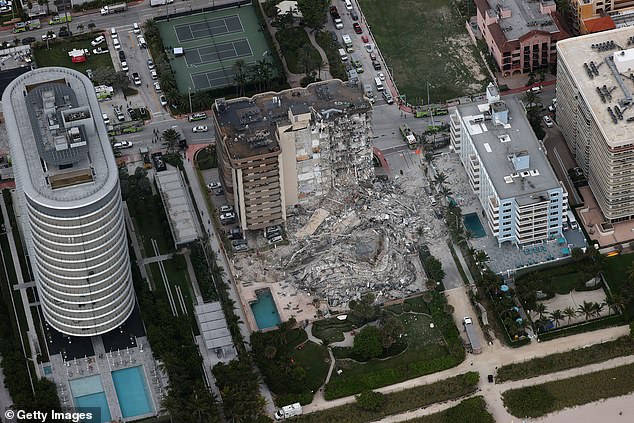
top-left (404, 396), bottom-right (494, 423)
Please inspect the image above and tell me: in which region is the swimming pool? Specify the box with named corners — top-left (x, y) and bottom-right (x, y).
top-left (250, 289), bottom-right (281, 330)
top-left (69, 375), bottom-right (111, 423)
top-left (111, 366), bottom-right (154, 418)
top-left (463, 213), bottom-right (486, 238)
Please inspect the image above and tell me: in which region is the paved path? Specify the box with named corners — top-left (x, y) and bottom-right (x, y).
top-left (306, 28), bottom-right (332, 80)
top-left (141, 253), bottom-right (174, 265)
top-left (453, 243), bottom-right (475, 285)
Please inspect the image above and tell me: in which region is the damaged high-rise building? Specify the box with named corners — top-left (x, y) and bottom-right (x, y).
top-left (212, 80), bottom-right (372, 231)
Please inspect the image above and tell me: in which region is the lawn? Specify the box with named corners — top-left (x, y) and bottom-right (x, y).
top-left (515, 263), bottom-right (591, 296)
top-left (295, 373), bottom-right (479, 423)
top-left (405, 396), bottom-right (494, 423)
top-left (251, 328), bottom-right (331, 406)
top-left (32, 33), bottom-right (113, 76)
top-left (359, 0), bottom-right (487, 103)
top-left (502, 362), bottom-right (634, 418)
top-left (496, 335), bottom-right (634, 382)
top-left (325, 309), bottom-right (464, 399)
top-left (275, 27), bottom-right (321, 74)
top-left (315, 31), bottom-right (347, 81)
top-left (311, 317), bottom-right (354, 343)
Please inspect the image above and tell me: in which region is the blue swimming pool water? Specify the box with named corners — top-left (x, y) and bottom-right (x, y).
top-left (70, 376), bottom-right (111, 423)
top-left (111, 366), bottom-right (153, 418)
top-left (463, 213), bottom-right (486, 238)
top-left (250, 289), bottom-right (281, 330)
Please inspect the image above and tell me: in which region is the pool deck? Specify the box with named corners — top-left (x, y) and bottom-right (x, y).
top-left (44, 335), bottom-right (166, 422)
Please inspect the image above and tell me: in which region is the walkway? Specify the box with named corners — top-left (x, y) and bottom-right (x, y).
top-left (141, 253), bottom-right (174, 265)
top-left (306, 28), bottom-right (332, 80)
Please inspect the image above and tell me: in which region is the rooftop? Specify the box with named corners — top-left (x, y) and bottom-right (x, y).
top-left (558, 27), bottom-right (634, 147)
top-left (194, 302), bottom-right (235, 353)
top-left (154, 168), bottom-right (200, 246)
top-left (457, 96), bottom-right (561, 201)
top-left (486, 0), bottom-right (558, 41)
top-left (2, 67), bottom-right (118, 209)
top-left (213, 79), bottom-right (369, 161)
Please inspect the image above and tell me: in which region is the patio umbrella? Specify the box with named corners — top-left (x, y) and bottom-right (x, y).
top-left (500, 285), bottom-right (509, 292)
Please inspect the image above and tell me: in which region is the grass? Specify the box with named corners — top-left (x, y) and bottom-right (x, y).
top-left (404, 396), bottom-right (494, 423)
top-left (496, 335), bottom-right (634, 382)
top-left (359, 0), bottom-right (486, 103)
top-left (295, 373), bottom-right (479, 423)
top-left (502, 362), bottom-right (634, 418)
top-left (32, 33), bottom-right (114, 75)
top-left (515, 262), bottom-right (591, 296)
top-left (603, 253), bottom-right (634, 317)
top-left (275, 26), bottom-right (320, 74)
top-left (325, 309), bottom-right (464, 399)
top-left (311, 317), bottom-right (354, 344)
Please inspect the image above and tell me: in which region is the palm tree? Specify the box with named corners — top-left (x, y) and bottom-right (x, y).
top-left (162, 128), bottom-right (180, 152)
top-left (563, 306), bottom-right (576, 325)
top-left (577, 301), bottom-right (595, 321)
top-left (610, 294), bottom-right (627, 314)
top-left (264, 345), bottom-right (277, 360)
top-left (592, 301), bottom-right (605, 317)
top-left (232, 59), bottom-right (248, 97)
top-left (549, 309), bottom-right (564, 327)
top-left (439, 184), bottom-right (453, 198)
top-left (474, 250), bottom-right (490, 265)
top-left (627, 262), bottom-right (634, 285)
top-left (535, 303), bottom-right (548, 320)
top-left (433, 172), bottom-right (448, 187)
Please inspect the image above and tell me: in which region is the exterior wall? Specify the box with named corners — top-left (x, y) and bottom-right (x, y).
top-left (277, 124), bottom-right (299, 207)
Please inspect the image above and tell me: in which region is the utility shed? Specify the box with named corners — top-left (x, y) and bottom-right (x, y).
top-left (195, 302), bottom-right (236, 361)
top-left (154, 168), bottom-right (199, 246)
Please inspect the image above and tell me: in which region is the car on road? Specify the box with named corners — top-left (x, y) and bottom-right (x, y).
top-left (22, 37), bottom-right (36, 45)
top-left (42, 32), bottom-right (56, 41)
top-left (364, 43), bottom-right (373, 53)
top-left (150, 70), bottom-right (158, 80)
top-left (526, 86), bottom-right (542, 94)
top-left (147, 59), bottom-right (155, 69)
top-left (159, 95), bottom-right (167, 106)
top-left (220, 205), bottom-right (234, 213)
top-left (188, 112), bottom-right (207, 122)
top-left (91, 36), bottom-right (105, 46)
top-left (372, 60), bottom-right (381, 70)
top-left (207, 182), bottom-right (221, 190)
top-left (133, 22), bottom-right (140, 34)
top-left (58, 27), bottom-right (71, 37)
top-left (132, 73), bottom-right (141, 86)
top-left (192, 125), bottom-right (208, 133)
top-left (543, 115), bottom-right (554, 127)
top-left (92, 47), bottom-right (108, 55)
top-left (113, 141), bottom-right (132, 149)
top-left (153, 81), bottom-right (161, 92)
top-left (369, 52), bottom-right (376, 61)
top-left (353, 23), bottom-right (362, 34)
top-left (118, 50), bottom-right (125, 60)
top-left (383, 90), bottom-right (394, 105)
top-left (361, 35), bottom-right (369, 43)
top-left (214, 188), bottom-right (224, 196)
top-left (350, 9), bottom-right (359, 21)
top-left (102, 113), bottom-right (110, 125)
top-left (121, 61), bottom-right (128, 72)
top-left (377, 71), bottom-right (385, 81)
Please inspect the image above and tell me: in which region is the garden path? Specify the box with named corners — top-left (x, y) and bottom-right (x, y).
top-left (305, 28), bottom-right (333, 81)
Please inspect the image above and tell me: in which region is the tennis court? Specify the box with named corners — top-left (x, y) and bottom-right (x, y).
top-left (157, 5), bottom-right (274, 93)
top-left (174, 15), bottom-right (243, 42)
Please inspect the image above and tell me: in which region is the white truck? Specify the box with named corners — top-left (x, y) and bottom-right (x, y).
top-left (150, 0), bottom-right (173, 6)
top-left (463, 317), bottom-right (482, 354)
top-left (274, 403), bottom-right (302, 420)
top-left (100, 3), bottom-right (127, 15)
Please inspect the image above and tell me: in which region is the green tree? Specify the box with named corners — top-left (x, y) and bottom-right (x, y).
top-left (264, 345), bottom-right (277, 360)
top-left (352, 326), bottom-right (383, 360)
top-left (577, 301), bottom-right (595, 321)
top-left (424, 255), bottom-right (445, 284)
top-left (350, 292), bottom-right (378, 324)
top-left (563, 306), bottom-right (577, 324)
top-left (355, 390), bottom-right (386, 412)
top-left (535, 303), bottom-right (548, 320)
top-left (213, 359), bottom-right (266, 422)
top-left (379, 316), bottom-right (404, 349)
top-left (549, 309), bottom-right (563, 327)
top-left (296, 0), bottom-right (329, 30)
top-left (571, 247), bottom-right (585, 262)
top-left (592, 301), bottom-right (605, 317)
top-left (162, 128), bottom-right (181, 153)
top-left (233, 59), bottom-right (248, 97)
top-left (297, 45), bottom-right (320, 75)
top-left (473, 250), bottom-right (490, 265)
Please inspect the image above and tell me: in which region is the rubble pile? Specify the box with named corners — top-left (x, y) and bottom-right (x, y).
top-left (270, 176), bottom-right (439, 308)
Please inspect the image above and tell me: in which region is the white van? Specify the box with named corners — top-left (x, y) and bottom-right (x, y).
top-left (338, 48), bottom-right (348, 61)
top-left (374, 77), bottom-right (384, 91)
top-left (345, 0), bottom-right (353, 10)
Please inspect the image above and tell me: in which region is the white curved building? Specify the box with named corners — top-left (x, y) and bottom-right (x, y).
top-left (2, 67), bottom-right (134, 336)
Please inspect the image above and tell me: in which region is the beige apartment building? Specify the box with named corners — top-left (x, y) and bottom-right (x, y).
top-left (557, 27), bottom-right (634, 223)
top-left (212, 80), bottom-right (372, 231)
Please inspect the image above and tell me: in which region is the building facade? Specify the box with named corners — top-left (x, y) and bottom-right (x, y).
top-left (557, 27), bottom-right (634, 223)
top-left (2, 67), bottom-right (134, 337)
top-left (450, 84), bottom-right (568, 246)
top-left (475, 0), bottom-right (570, 76)
top-left (212, 80), bottom-right (372, 232)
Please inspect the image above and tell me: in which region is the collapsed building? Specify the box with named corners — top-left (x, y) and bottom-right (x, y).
top-left (211, 80), bottom-right (374, 231)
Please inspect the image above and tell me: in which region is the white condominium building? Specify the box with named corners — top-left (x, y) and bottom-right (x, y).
top-left (450, 84), bottom-right (569, 246)
top-left (557, 27), bottom-right (634, 223)
top-left (2, 67), bottom-right (135, 337)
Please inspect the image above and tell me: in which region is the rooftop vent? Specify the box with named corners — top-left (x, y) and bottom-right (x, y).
top-left (498, 134), bottom-right (511, 143)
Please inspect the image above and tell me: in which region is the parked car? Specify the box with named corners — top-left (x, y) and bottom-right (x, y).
top-left (214, 188), bottom-right (224, 196)
top-left (350, 9), bottom-right (359, 20)
top-left (268, 235), bottom-right (283, 244)
top-left (42, 32), bottom-right (56, 41)
top-left (147, 59), bottom-right (155, 69)
top-left (153, 81), bottom-right (161, 92)
top-left (192, 125), bottom-right (208, 133)
top-left (543, 115), bottom-right (554, 127)
top-left (369, 52), bottom-right (376, 61)
top-left (526, 86), bottom-right (542, 94)
top-left (92, 47), bottom-right (108, 55)
top-left (361, 35), bottom-right (369, 43)
top-left (159, 95), bottom-right (168, 106)
top-left (231, 239), bottom-right (247, 247)
top-left (133, 22), bottom-right (141, 34)
top-left (372, 61), bottom-right (381, 70)
top-left (118, 50), bottom-right (125, 60)
top-left (150, 70), bottom-right (158, 80)
top-left (383, 90), bottom-right (394, 105)
top-left (188, 112), bottom-right (207, 122)
top-left (121, 61), bottom-right (128, 72)
top-left (207, 182), bottom-right (221, 190)
top-left (113, 38), bottom-right (121, 50)
top-left (234, 244), bottom-right (248, 252)
top-left (132, 72), bottom-right (141, 86)
top-left (91, 35), bottom-right (105, 46)
top-left (102, 113), bottom-right (110, 125)
top-left (113, 140), bottom-right (132, 149)
top-left (377, 71), bottom-right (385, 81)
top-left (353, 23), bottom-right (362, 34)
top-left (22, 37), bottom-right (36, 45)
top-left (220, 205), bottom-right (234, 213)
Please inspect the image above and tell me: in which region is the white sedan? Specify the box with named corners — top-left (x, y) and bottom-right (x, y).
top-left (207, 182), bottom-right (221, 190)
top-left (192, 125), bottom-right (208, 133)
top-left (543, 115), bottom-right (554, 128)
top-left (377, 72), bottom-right (385, 81)
top-left (92, 47), bottom-right (108, 55)
top-left (113, 141), bottom-right (132, 149)
top-left (91, 36), bottom-right (105, 47)
top-left (153, 81), bottom-right (161, 92)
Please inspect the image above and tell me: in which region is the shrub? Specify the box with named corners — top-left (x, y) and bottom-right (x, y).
top-left (352, 326), bottom-right (383, 360)
top-left (355, 390), bottom-right (386, 412)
